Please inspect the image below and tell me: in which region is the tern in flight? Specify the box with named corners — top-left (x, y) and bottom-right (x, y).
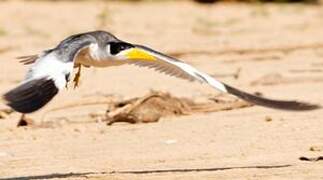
top-left (3, 31), bottom-right (319, 113)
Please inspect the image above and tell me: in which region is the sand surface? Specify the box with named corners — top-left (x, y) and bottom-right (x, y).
top-left (0, 1), bottom-right (323, 179)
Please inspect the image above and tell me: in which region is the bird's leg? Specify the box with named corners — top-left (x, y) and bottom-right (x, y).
top-left (73, 64), bottom-right (82, 89)
top-left (17, 114), bottom-right (28, 127)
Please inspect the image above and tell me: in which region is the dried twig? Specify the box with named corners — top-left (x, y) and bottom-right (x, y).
top-left (28, 91), bottom-right (253, 127)
top-left (46, 99), bottom-right (114, 112)
top-left (212, 68), bottom-right (241, 80)
top-left (104, 91), bottom-right (252, 125)
top-left (41, 99), bottom-right (115, 121)
top-left (0, 108), bottom-right (14, 119)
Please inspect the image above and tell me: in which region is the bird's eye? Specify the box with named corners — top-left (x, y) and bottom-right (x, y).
top-left (109, 42), bottom-right (134, 55)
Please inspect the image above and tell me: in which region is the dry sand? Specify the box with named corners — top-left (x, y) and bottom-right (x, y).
top-left (0, 1), bottom-right (323, 179)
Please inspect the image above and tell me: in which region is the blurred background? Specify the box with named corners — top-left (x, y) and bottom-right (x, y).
top-left (1, 0), bottom-right (323, 179)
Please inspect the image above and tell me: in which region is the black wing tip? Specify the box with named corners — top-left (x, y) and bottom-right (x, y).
top-left (224, 84), bottom-right (321, 111)
top-left (275, 101), bottom-right (321, 111)
top-left (4, 78), bottom-right (59, 113)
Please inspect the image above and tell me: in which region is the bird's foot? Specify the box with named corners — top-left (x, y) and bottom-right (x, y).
top-left (17, 114), bottom-right (33, 127)
top-left (73, 65), bottom-right (82, 89)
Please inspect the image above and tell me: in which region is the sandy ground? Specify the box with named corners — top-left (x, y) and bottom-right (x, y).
top-left (1, 1), bottom-right (323, 179)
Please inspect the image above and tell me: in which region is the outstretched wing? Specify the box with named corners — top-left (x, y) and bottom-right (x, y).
top-left (125, 45), bottom-right (319, 111)
top-left (4, 52), bottom-right (74, 113)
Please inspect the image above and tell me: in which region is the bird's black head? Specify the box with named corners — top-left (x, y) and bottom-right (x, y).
top-left (108, 42), bottom-right (134, 55)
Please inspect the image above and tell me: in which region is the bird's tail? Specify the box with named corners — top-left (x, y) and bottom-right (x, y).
top-left (3, 77), bottom-right (59, 113)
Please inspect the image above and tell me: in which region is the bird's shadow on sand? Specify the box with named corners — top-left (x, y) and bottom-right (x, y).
top-left (0, 172), bottom-right (94, 180)
top-left (0, 164), bottom-right (291, 179)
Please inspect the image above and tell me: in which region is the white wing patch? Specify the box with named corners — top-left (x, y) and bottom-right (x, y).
top-left (25, 52), bottom-right (73, 89)
top-left (127, 60), bottom-right (196, 81)
top-left (128, 46), bottom-right (228, 93)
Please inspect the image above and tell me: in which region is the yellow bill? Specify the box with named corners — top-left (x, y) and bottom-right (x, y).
top-left (125, 48), bottom-right (156, 61)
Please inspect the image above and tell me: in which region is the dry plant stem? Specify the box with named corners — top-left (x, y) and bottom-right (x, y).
top-left (37, 91), bottom-right (252, 126)
top-left (107, 93), bottom-right (168, 117)
top-left (0, 108), bottom-right (14, 119)
top-left (105, 91), bottom-right (253, 125)
top-left (188, 101), bottom-right (252, 113)
top-left (41, 99), bottom-right (113, 121)
top-left (212, 68), bottom-right (241, 80)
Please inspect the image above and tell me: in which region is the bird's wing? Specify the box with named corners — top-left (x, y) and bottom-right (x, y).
top-left (123, 45), bottom-right (319, 111)
top-left (5, 31), bottom-right (106, 113)
top-left (4, 51), bottom-right (75, 113)
top-left (17, 54), bottom-right (39, 65)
